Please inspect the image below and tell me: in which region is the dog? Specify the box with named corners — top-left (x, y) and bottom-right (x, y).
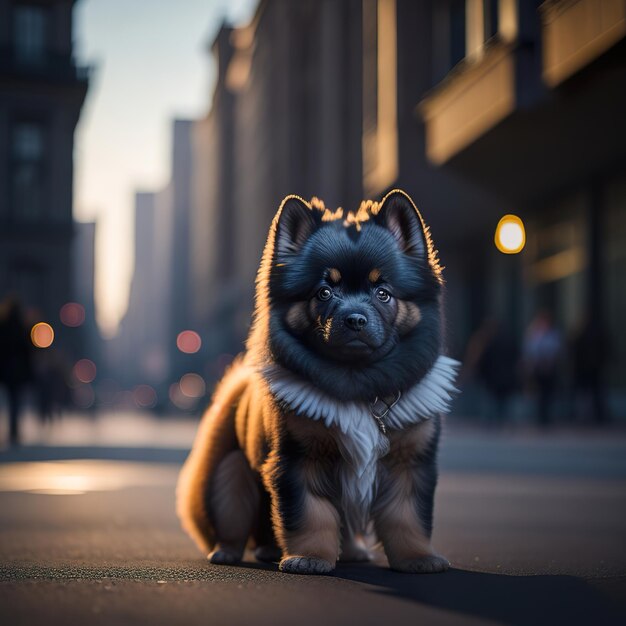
top-left (176, 189), bottom-right (459, 575)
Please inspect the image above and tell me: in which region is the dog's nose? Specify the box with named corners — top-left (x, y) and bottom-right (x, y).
top-left (345, 313), bottom-right (368, 331)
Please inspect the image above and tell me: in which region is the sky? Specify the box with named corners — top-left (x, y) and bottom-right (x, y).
top-left (73, 0), bottom-right (257, 338)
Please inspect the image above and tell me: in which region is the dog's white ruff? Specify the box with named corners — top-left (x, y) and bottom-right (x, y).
top-left (262, 355), bottom-right (460, 530)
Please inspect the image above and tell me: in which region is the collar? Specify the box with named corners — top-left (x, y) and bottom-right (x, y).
top-left (262, 355), bottom-right (461, 434)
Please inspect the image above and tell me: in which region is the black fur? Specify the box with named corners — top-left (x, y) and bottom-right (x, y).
top-left (268, 192), bottom-right (443, 401)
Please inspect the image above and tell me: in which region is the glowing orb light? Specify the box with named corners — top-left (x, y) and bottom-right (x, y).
top-left (73, 359), bottom-right (97, 383)
top-left (176, 330), bottom-right (202, 354)
top-left (31, 322), bottom-right (54, 348)
top-left (60, 302), bottom-right (85, 327)
top-left (179, 373), bottom-right (206, 398)
top-left (495, 214), bottom-right (525, 254)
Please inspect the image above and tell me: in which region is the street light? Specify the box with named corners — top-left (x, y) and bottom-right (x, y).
top-left (30, 322), bottom-right (54, 348)
top-left (495, 214), bottom-right (525, 254)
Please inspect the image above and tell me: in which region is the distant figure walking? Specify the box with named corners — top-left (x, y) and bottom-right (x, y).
top-left (0, 297), bottom-right (33, 445)
top-left (464, 318), bottom-right (519, 424)
top-left (570, 316), bottom-right (608, 425)
top-left (523, 311), bottom-right (563, 426)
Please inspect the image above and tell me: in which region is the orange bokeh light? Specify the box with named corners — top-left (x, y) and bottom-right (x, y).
top-left (177, 330), bottom-right (202, 354)
top-left (31, 322), bottom-right (54, 348)
top-left (73, 359), bottom-right (97, 383)
top-left (179, 373), bottom-right (206, 398)
top-left (169, 382), bottom-right (196, 410)
top-left (60, 302), bottom-right (85, 327)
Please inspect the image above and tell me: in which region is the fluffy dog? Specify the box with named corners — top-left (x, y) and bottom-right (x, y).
top-left (176, 189), bottom-right (459, 574)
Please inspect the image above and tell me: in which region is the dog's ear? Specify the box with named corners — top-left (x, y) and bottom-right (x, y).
top-left (275, 195), bottom-right (320, 257)
top-left (374, 190), bottom-right (428, 259)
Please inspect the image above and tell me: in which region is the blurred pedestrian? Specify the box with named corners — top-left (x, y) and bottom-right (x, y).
top-left (569, 315), bottom-right (608, 425)
top-left (523, 310), bottom-right (563, 426)
top-left (34, 347), bottom-right (67, 425)
top-left (464, 317), bottom-right (520, 424)
top-left (0, 296), bottom-right (34, 445)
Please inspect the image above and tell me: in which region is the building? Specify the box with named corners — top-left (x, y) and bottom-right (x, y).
top-left (190, 0), bottom-right (366, 364)
top-left (72, 220), bottom-right (99, 359)
top-left (0, 0), bottom-right (89, 344)
top-left (116, 120), bottom-right (196, 405)
top-left (419, 0), bottom-right (626, 414)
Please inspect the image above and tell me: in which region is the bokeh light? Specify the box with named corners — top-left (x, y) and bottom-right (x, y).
top-left (169, 382), bottom-right (196, 410)
top-left (59, 302), bottom-right (85, 327)
top-left (495, 214), bottom-right (526, 254)
top-left (30, 322), bottom-right (54, 348)
top-left (176, 330), bottom-right (202, 354)
top-left (133, 384), bottom-right (158, 409)
top-left (72, 384), bottom-right (95, 409)
top-left (179, 373), bottom-right (206, 398)
top-left (73, 359), bottom-right (97, 384)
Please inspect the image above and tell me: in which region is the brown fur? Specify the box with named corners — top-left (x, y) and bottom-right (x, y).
top-left (368, 268), bottom-right (381, 283)
top-left (396, 300), bottom-right (422, 335)
top-left (328, 268), bottom-right (342, 283)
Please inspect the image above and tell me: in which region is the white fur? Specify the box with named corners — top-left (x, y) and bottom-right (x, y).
top-left (262, 355), bottom-right (460, 530)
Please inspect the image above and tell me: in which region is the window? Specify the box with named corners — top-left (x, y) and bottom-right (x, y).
top-left (449, 1), bottom-right (466, 68)
top-left (467, 0), bottom-right (517, 60)
top-left (484, 0), bottom-right (500, 40)
top-left (12, 123), bottom-right (45, 220)
top-left (13, 5), bottom-right (47, 65)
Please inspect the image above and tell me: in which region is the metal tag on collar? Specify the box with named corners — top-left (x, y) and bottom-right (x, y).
top-left (369, 391), bottom-right (401, 434)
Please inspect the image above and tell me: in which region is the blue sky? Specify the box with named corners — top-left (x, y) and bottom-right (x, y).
top-left (73, 0), bottom-right (257, 337)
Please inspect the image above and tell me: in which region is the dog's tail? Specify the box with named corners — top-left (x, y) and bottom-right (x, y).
top-left (176, 358), bottom-right (251, 554)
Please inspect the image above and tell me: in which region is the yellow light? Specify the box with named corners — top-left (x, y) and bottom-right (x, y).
top-left (31, 322), bottom-right (54, 348)
top-left (495, 214), bottom-right (525, 254)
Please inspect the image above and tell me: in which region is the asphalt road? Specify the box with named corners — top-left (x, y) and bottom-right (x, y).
top-left (1, 425), bottom-right (625, 626)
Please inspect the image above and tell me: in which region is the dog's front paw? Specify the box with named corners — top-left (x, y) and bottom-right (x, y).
top-left (279, 555), bottom-right (335, 575)
top-left (208, 546), bottom-right (242, 565)
top-left (390, 554), bottom-right (450, 574)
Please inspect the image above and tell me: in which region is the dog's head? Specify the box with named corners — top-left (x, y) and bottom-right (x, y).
top-left (255, 190), bottom-right (444, 401)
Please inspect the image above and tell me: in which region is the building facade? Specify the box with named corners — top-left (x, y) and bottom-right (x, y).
top-left (0, 0), bottom-right (88, 352)
top-left (419, 0), bottom-right (626, 414)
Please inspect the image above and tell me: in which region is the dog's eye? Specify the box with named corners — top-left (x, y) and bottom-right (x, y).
top-left (317, 287), bottom-right (333, 301)
top-left (376, 288), bottom-right (391, 303)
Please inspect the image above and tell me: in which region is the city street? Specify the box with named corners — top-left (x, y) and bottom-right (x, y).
top-left (1, 414), bottom-right (625, 625)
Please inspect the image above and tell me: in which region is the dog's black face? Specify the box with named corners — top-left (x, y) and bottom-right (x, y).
top-left (266, 191), bottom-right (443, 401)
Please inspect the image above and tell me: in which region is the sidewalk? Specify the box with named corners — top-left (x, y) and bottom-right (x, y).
top-left (0, 409), bottom-right (198, 450)
top-left (2, 409), bottom-right (626, 478)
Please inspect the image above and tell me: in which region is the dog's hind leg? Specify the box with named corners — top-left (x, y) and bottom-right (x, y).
top-left (208, 449), bottom-right (259, 564)
top-left (176, 361), bottom-right (251, 556)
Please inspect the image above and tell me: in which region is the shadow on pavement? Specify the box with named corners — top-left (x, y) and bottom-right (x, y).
top-left (237, 561), bottom-right (625, 626)
top-left (336, 565), bottom-right (625, 626)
